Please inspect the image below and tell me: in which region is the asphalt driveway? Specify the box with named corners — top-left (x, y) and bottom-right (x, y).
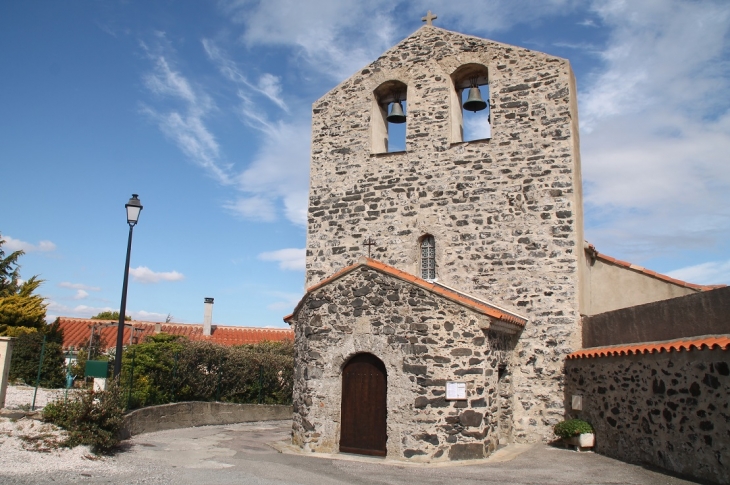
top-left (2, 420), bottom-right (703, 484)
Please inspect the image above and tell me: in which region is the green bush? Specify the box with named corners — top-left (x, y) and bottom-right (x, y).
top-left (554, 419), bottom-right (594, 439)
top-left (118, 334), bottom-right (294, 410)
top-left (43, 382), bottom-right (125, 454)
top-left (9, 329), bottom-right (65, 387)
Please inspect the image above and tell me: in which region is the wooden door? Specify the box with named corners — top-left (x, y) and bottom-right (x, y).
top-left (340, 353), bottom-right (387, 456)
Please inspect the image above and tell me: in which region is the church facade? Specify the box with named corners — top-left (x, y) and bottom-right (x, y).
top-left (286, 24), bottom-right (585, 461)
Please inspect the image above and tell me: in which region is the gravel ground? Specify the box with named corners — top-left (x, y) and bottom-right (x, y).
top-left (3, 384), bottom-right (68, 410)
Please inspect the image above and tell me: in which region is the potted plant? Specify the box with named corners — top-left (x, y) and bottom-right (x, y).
top-left (554, 419), bottom-right (594, 451)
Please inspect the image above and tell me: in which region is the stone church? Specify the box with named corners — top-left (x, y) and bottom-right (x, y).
top-left (284, 22), bottom-right (715, 462)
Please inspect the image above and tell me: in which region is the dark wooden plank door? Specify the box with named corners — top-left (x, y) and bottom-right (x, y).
top-left (340, 353), bottom-right (387, 456)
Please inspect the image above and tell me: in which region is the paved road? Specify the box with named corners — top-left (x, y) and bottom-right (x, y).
top-left (2, 420), bottom-right (702, 484)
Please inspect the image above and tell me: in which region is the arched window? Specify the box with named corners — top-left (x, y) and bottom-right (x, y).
top-left (450, 63), bottom-right (491, 143)
top-left (420, 235), bottom-right (436, 280)
top-left (372, 80), bottom-right (407, 154)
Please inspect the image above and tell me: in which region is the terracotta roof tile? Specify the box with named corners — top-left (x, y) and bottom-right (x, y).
top-left (586, 243), bottom-right (725, 292)
top-left (57, 318), bottom-right (293, 351)
top-left (285, 257), bottom-right (527, 327)
top-left (567, 335), bottom-right (730, 359)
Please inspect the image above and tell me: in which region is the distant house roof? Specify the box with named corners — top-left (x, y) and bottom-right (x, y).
top-left (57, 317), bottom-right (294, 351)
top-left (585, 242), bottom-right (725, 292)
top-left (567, 334), bottom-right (730, 360)
top-left (284, 257), bottom-right (527, 328)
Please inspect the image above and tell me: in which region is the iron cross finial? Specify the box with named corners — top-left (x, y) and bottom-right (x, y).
top-left (363, 237), bottom-right (377, 258)
top-left (422, 10), bottom-right (437, 26)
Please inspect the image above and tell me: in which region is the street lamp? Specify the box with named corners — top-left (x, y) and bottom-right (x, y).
top-left (113, 194), bottom-right (142, 378)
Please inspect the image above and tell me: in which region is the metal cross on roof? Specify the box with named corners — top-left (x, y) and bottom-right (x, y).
top-left (363, 237), bottom-right (377, 258)
top-left (422, 10), bottom-right (437, 26)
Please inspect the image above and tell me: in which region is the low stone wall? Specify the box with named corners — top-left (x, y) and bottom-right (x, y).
top-left (120, 402), bottom-right (292, 439)
top-left (565, 349), bottom-right (729, 484)
top-left (583, 286), bottom-right (730, 347)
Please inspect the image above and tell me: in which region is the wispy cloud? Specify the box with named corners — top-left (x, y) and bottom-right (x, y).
top-left (264, 290), bottom-right (303, 312)
top-left (45, 301), bottom-right (171, 322)
top-left (59, 282), bottom-right (101, 291)
top-left (258, 248), bottom-right (306, 271)
top-left (3, 236), bottom-right (56, 253)
top-left (129, 266), bottom-right (185, 283)
top-left (140, 36), bottom-right (232, 185)
top-left (202, 40), bottom-right (289, 112)
top-left (580, 0), bottom-right (730, 260)
top-left (667, 259), bottom-right (730, 286)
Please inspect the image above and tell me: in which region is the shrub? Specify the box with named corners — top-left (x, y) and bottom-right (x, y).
top-left (554, 419), bottom-right (594, 439)
top-left (43, 381), bottom-right (125, 453)
top-left (9, 330), bottom-right (65, 387)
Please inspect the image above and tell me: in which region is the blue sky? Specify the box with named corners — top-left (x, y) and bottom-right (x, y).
top-left (2, 0), bottom-right (729, 328)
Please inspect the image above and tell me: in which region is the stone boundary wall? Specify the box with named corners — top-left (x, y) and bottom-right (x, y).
top-left (583, 286), bottom-right (730, 348)
top-left (119, 402), bottom-right (292, 439)
top-left (565, 349), bottom-right (729, 485)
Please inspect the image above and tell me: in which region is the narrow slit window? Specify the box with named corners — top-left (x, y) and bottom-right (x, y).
top-left (421, 235), bottom-right (435, 280)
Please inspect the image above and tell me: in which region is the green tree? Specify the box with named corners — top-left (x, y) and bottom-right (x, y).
top-left (0, 233), bottom-right (47, 335)
top-left (90, 311), bottom-right (130, 321)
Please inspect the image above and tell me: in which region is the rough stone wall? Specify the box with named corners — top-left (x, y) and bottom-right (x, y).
top-left (305, 26), bottom-right (584, 441)
top-left (291, 266), bottom-right (518, 461)
top-left (565, 350), bottom-right (730, 485)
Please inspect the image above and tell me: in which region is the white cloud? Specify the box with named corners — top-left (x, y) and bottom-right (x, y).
top-left (59, 282), bottom-right (101, 291)
top-left (129, 266), bottom-right (185, 283)
top-left (202, 40), bottom-right (289, 112)
top-left (579, 0), bottom-right (730, 260)
top-left (258, 248), bottom-right (306, 271)
top-left (72, 290), bottom-right (89, 300)
top-left (45, 301), bottom-right (115, 321)
top-left (129, 310), bottom-right (170, 322)
top-left (45, 301), bottom-right (170, 322)
top-left (141, 38), bottom-right (232, 185)
top-left (667, 259), bottom-right (730, 286)
top-left (223, 196), bottom-right (278, 222)
top-left (263, 291), bottom-right (304, 312)
top-left (3, 236), bottom-right (56, 253)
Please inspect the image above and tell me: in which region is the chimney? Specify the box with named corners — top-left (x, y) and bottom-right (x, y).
top-left (154, 323), bottom-right (161, 334)
top-left (203, 297), bottom-right (214, 336)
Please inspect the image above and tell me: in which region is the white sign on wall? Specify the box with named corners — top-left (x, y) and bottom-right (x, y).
top-left (445, 381), bottom-right (467, 400)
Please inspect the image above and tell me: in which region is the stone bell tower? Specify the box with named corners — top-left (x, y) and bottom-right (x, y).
top-left (291, 21), bottom-right (585, 459)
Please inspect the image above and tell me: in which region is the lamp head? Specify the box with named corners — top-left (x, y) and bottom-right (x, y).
top-left (125, 194), bottom-right (143, 226)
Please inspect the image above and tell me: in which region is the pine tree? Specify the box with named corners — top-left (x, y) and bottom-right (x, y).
top-left (0, 232), bottom-right (47, 334)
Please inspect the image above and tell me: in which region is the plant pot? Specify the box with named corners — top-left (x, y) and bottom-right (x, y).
top-left (564, 433), bottom-right (594, 451)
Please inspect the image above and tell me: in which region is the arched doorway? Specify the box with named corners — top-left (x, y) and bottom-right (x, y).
top-left (340, 353), bottom-right (387, 456)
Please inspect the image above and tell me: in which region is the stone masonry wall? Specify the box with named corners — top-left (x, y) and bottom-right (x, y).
top-left (565, 350), bottom-right (730, 484)
top-left (305, 26), bottom-right (584, 441)
top-left (291, 266), bottom-right (518, 461)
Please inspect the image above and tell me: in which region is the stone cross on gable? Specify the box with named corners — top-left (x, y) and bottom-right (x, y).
top-left (422, 10), bottom-right (437, 26)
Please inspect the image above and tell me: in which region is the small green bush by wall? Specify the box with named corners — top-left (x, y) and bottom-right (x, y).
top-left (554, 419), bottom-right (594, 439)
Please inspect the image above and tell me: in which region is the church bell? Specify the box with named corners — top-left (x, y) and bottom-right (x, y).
top-left (463, 86), bottom-right (488, 112)
top-left (386, 101), bottom-right (406, 124)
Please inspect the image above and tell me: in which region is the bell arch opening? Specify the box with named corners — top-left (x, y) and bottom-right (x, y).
top-left (450, 63), bottom-right (491, 143)
top-left (339, 353), bottom-right (387, 456)
top-left (372, 80), bottom-right (407, 154)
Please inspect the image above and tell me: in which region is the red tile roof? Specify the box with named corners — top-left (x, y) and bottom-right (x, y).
top-left (284, 257), bottom-right (527, 327)
top-left (57, 317), bottom-right (293, 351)
top-left (567, 335), bottom-right (730, 360)
top-left (586, 243), bottom-right (725, 292)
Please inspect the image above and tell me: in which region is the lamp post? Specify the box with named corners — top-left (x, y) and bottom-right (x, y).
top-left (113, 194), bottom-right (142, 378)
